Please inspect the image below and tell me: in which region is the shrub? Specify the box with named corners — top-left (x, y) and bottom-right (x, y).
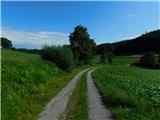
top-left (158, 52), bottom-right (160, 63)
top-left (41, 45), bottom-right (75, 71)
top-left (138, 51), bottom-right (158, 68)
top-left (1, 37), bottom-right (13, 48)
top-left (101, 52), bottom-right (114, 64)
top-left (100, 53), bottom-right (106, 63)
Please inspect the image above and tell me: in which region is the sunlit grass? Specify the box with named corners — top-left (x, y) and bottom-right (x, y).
top-left (62, 72), bottom-right (88, 120)
top-left (1, 49), bottom-right (85, 120)
top-left (93, 63), bottom-right (160, 120)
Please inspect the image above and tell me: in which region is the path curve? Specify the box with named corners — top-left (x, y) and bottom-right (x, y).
top-left (87, 69), bottom-right (113, 120)
top-left (38, 68), bottom-right (89, 120)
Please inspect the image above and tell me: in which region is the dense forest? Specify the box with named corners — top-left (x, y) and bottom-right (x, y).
top-left (97, 29), bottom-right (160, 55)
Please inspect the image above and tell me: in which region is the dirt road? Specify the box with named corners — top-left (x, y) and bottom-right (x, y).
top-left (87, 69), bottom-right (113, 120)
top-left (38, 68), bottom-right (89, 120)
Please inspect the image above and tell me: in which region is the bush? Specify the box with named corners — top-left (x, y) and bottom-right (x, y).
top-left (158, 52), bottom-right (160, 63)
top-left (41, 45), bottom-right (75, 71)
top-left (1, 37), bottom-right (13, 48)
top-left (100, 54), bottom-right (106, 63)
top-left (138, 51), bottom-right (158, 68)
top-left (101, 52), bottom-right (114, 64)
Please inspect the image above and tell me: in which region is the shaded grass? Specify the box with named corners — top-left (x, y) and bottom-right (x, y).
top-left (62, 72), bottom-right (88, 120)
top-left (90, 54), bottom-right (140, 66)
top-left (1, 49), bottom-right (87, 120)
top-left (112, 56), bottom-right (140, 66)
top-left (92, 64), bottom-right (160, 120)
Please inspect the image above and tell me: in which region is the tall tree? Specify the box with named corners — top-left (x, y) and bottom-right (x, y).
top-left (1, 37), bottom-right (13, 48)
top-left (69, 25), bottom-right (96, 63)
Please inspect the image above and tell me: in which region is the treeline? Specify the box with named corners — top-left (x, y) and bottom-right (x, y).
top-left (15, 48), bottom-right (42, 54)
top-left (97, 29), bottom-right (160, 55)
top-left (41, 25), bottom-right (96, 71)
top-left (1, 25), bottom-right (96, 71)
top-left (1, 37), bottom-right (13, 49)
top-left (1, 37), bottom-right (42, 54)
top-left (2, 28), bottom-right (159, 70)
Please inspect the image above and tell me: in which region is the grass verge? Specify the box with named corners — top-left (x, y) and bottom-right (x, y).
top-left (61, 72), bottom-right (88, 120)
top-left (1, 49), bottom-right (87, 120)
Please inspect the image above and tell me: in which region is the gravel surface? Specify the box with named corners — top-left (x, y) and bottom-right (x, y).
top-left (87, 69), bottom-right (113, 120)
top-left (38, 68), bottom-right (89, 120)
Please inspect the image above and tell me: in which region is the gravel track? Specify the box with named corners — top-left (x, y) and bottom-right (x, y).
top-left (38, 68), bottom-right (89, 120)
top-left (87, 69), bottom-right (113, 120)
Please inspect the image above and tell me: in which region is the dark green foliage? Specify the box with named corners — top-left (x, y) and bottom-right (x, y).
top-left (107, 52), bottom-right (114, 64)
top-left (69, 25), bottom-right (96, 63)
top-left (100, 54), bottom-right (106, 63)
top-left (158, 52), bottom-right (160, 63)
top-left (138, 51), bottom-right (158, 69)
top-left (1, 37), bottom-right (13, 48)
top-left (15, 48), bottom-right (42, 54)
top-left (97, 29), bottom-right (160, 55)
top-left (101, 52), bottom-right (114, 64)
top-left (97, 43), bottom-right (114, 54)
top-left (41, 45), bottom-right (75, 71)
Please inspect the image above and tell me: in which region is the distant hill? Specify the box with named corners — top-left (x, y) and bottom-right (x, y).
top-left (97, 29), bottom-right (160, 55)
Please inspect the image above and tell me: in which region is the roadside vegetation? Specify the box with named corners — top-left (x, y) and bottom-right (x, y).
top-left (1, 25), bottom-right (97, 120)
top-left (62, 72), bottom-right (88, 120)
top-left (1, 26), bottom-right (160, 120)
top-left (1, 49), bottom-right (87, 120)
top-left (92, 56), bottom-right (160, 120)
top-left (41, 25), bottom-right (96, 71)
top-left (41, 45), bottom-right (75, 71)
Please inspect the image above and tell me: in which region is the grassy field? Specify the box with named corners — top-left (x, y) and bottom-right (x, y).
top-left (92, 56), bottom-right (160, 120)
top-left (1, 49), bottom-right (86, 120)
top-left (113, 55), bottom-right (140, 65)
top-left (91, 55), bottom-right (140, 66)
top-left (62, 72), bottom-right (88, 120)
top-left (2, 49), bottom-right (159, 120)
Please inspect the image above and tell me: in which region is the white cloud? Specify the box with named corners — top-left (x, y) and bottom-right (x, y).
top-left (1, 28), bottom-right (69, 49)
top-left (125, 14), bottom-right (135, 18)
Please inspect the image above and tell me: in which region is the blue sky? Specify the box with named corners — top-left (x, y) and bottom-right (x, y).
top-left (1, 1), bottom-right (160, 49)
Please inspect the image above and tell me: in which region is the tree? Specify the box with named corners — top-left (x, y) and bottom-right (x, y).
top-left (1, 37), bottom-right (13, 48)
top-left (101, 53), bottom-right (106, 63)
top-left (97, 29), bottom-right (160, 55)
top-left (138, 51), bottom-right (158, 68)
top-left (158, 52), bottom-right (160, 63)
top-left (69, 25), bottom-right (96, 63)
top-left (107, 52), bottom-right (114, 63)
top-left (101, 52), bottom-right (114, 64)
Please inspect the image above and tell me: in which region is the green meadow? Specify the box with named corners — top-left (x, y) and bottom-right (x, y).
top-left (2, 49), bottom-right (160, 120)
top-left (1, 49), bottom-right (86, 120)
top-left (93, 56), bottom-right (160, 120)
top-left (2, 2), bottom-right (160, 120)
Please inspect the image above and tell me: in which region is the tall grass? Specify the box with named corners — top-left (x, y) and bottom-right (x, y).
top-left (93, 64), bottom-right (160, 120)
top-left (1, 49), bottom-right (84, 120)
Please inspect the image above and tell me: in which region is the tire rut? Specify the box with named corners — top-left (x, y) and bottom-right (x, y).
top-left (87, 69), bottom-right (113, 120)
top-left (38, 68), bottom-right (89, 120)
